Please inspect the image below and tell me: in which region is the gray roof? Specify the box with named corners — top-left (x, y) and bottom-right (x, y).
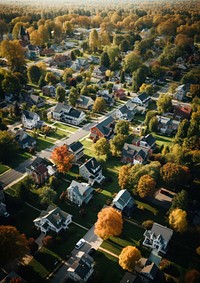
top-left (54, 103), bottom-right (83, 119)
top-left (122, 143), bottom-right (148, 160)
top-left (76, 95), bottom-right (94, 108)
top-left (141, 134), bottom-right (156, 147)
top-left (15, 130), bottom-right (36, 147)
top-left (94, 116), bottom-right (115, 136)
top-left (22, 110), bottom-right (38, 120)
top-left (81, 157), bottom-right (102, 176)
top-left (137, 92), bottom-right (150, 102)
top-left (69, 141), bottom-right (83, 153)
top-left (120, 272), bottom-right (142, 283)
top-left (68, 180), bottom-right (93, 199)
top-left (54, 103), bottom-right (71, 113)
top-left (151, 223), bottom-right (173, 242)
top-left (71, 254), bottom-right (94, 280)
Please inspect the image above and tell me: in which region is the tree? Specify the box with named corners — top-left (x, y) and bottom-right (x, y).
top-left (2, 74), bottom-right (22, 97)
top-left (56, 86), bottom-right (66, 102)
top-left (42, 235), bottom-right (54, 248)
top-left (115, 120), bottom-right (130, 136)
top-left (185, 270), bottom-right (200, 283)
top-left (190, 84), bottom-right (200, 98)
top-left (45, 72), bottom-right (58, 85)
top-left (0, 40), bottom-right (25, 71)
top-left (149, 116), bottom-right (158, 132)
top-left (118, 164), bottom-right (132, 190)
top-left (94, 137), bottom-right (110, 158)
top-left (124, 51), bottom-right (142, 73)
top-left (68, 87), bottom-right (79, 107)
top-left (132, 67), bottom-right (147, 91)
top-left (157, 93), bottom-right (172, 114)
top-left (100, 52), bottom-right (110, 68)
top-left (120, 39), bottom-right (130, 52)
top-left (0, 20), bottom-right (9, 40)
top-left (137, 174), bottom-right (156, 198)
top-left (110, 134), bottom-right (127, 156)
top-left (169, 208), bottom-right (188, 233)
top-left (28, 238), bottom-right (38, 255)
top-left (169, 190), bottom-right (188, 213)
top-left (144, 110), bottom-right (157, 126)
top-left (93, 97), bottom-right (106, 113)
top-left (89, 29), bottom-right (99, 52)
top-left (51, 145), bottom-right (74, 173)
top-left (175, 119), bottom-right (190, 142)
top-left (119, 246), bottom-right (141, 272)
top-left (94, 207), bottom-right (123, 240)
top-left (0, 131), bottom-right (17, 163)
top-left (27, 65), bottom-right (42, 84)
top-left (39, 186), bottom-right (56, 206)
top-left (0, 225), bottom-right (28, 265)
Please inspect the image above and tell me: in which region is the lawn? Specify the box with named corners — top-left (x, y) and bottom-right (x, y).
top-left (36, 136), bottom-right (54, 151)
top-left (48, 128), bottom-right (68, 140)
top-left (8, 151), bottom-right (32, 168)
top-left (0, 164), bottom-right (10, 175)
top-left (152, 133), bottom-right (173, 148)
top-left (54, 122), bottom-right (78, 132)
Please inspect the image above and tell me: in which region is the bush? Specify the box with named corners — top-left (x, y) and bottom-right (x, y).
top-left (42, 235), bottom-right (54, 248)
top-left (142, 220), bottom-right (154, 230)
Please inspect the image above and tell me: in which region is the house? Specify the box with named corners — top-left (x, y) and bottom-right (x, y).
top-left (157, 115), bottom-right (180, 135)
top-left (173, 104), bottom-right (192, 120)
top-left (93, 65), bottom-right (108, 77)
top-left (143, 222), bottom-right (173, 254)
top-left (42, 85), bottom-right (56, 97)
top-left (76, 95), bottom-right (94, 110)
top-left (67, 253), bottom-right (94, 283)
top-left (15, 130), bottom-right (37, 150)
top-left (126, 99), bottom-right (146, 114)
top-left (79, 157), bottom-right (105, 185)
top-left (71, 58), bottom-right (90, 71)
top-left (114, 88), bottom-right (126, 100)
top-left (33, 205), bottom-right (72, 234)
top-left (67, 180), bottom-right (94, 206)
top-left (174, 84), bottom-right (187, 101)
top-left (132, 92), bottom-right (151, 108)
top-left (40, 48), bottom-right (55, 57)
top-left (96, 90), bottom-right (115, 107)
top-left (122, 144), bottom-right (149, 165)
top-left (90, 116), bottom-right (115, 142)
top-left (26, 44), bottom-right (40, 59)
top-left (88, 55), bottom-right (100, 64)
top-left (133, 134), bottom-right (156, 153)
top-left (115, 104), bottom-right (137, 121)
top-left (52, 103), bottom-right (86, 125)
top-left (26, 157), bottom-right (56, 185)
top-left (49, 54), bottom-right (72, 68)
top-left (112, 189), bottom-right (135, 217)
top-left (69, 141), bottom-right (84, 162)
top-left (120, 272), bottom-right (143, 283)
top-left (21, 110), bottom-right (43, 129)
top-left (135, 258), bottom-right (165, 283)
top-left (27, 94), bottom-right (45, 108)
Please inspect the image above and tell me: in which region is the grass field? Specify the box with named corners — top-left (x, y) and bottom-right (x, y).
top-left (54, 122), bottom-right (78, 132)
top-left (0, 164), bottom-right (10, 175)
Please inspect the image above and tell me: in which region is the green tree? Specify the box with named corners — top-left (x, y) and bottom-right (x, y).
top-left (0, 20), bottom-right (9, 40)
top-left (149, 116), bottom-right (158, 132)
top-left (120, 39), bottom-right (130, 52)
top-left (157, 93), bottom-right (172, 114)
top-left (94, 137), bottom-right (110, 158)
top-left (89, 29), bottom-right (99, 52)
top-left (100, 51), bottom-right (110, 68)
top-left (124, 51), bottom-right (142, 73)
top-left (103, 45), bottom-right (120, 63)
top-left (56, 86), bottom-right (66, 102)
top-left (27, 65), bottom-right (42, 84)
top-left (169, 190), bottom-right (188, 213)
top-left (120, 70), bottom-right (125, 83)
top-left (2, 74), bottom-right (22, 98)
top-left (115, 120), bottom-right (130, 136)
top-left (68, 87), bottom-right (79, 107)
top-left (144, 110), bottom-right (157, 126)
top-left (0, 131), bottom-right (17, 163)
top-left (110, 134), bottom-right (127, 156)
top-left (39, 186), bottom-right (56, 206)
top-left (93, 97), bottom-right (106, 113)
top-left (0, 225), bottom-right (29, 265)
top-left (137, 174), bottom-right (156, 198)
top-left (175, 119), bottom-right (190, 143)
top-left (45, 72), bottom-right (58, 85)
top-left (0, 40), bottom-right (25, 71)
top-left (132, 67), bottom-right (147, 91)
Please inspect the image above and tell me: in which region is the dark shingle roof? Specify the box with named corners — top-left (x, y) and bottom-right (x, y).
top-left (122, 144), bottom-right (148, 160)
top-left (142, 134), bottom-right (156, 147)
top-left (22, 110), bottom-right (37, 120)
top-left (138, 92), bottom-right (150, 102)
top-left (83, 157), bottom-right (101, 175)
top-left (69, 141), bottom-right (83, 153)
top-left (95, 116), bottom-right (115, 136)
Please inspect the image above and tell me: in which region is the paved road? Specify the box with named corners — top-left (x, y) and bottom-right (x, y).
top-left (50, 225), bottom-right (103, 283)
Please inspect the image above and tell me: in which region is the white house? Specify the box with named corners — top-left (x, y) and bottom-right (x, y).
top-left (143, 223), bottom-right (173, 254)
top-left (21, 110), bottom-right (42, 129)
top-left (52, 103), bottom-right (86, 125)
top-left (174, 84), bottom-right (187, 101)
top-left (33, 205), bottom-right (72, 234)
top-left (79, 157), bottom-right (105, 185)
top-left (69, 141), bottom-right (84, 162)
top-left (42, 85), bottom-right (56, 97)
top-left (132, 92), bottom-right (151, 108)
top-left (67, 254), bottom-right (94, 283)
top-left (76, 95), bottom-right (94, 110)
top-left (115, 104), bottom-right (137, 121)
top-left (67, 180), bottom-right (94, 206)
top-left (112, 189), bottom-right (135, 217)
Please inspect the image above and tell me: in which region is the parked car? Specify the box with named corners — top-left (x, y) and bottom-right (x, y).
top-left (3, 212), bottom-right (10, 218)
top-left (75, 238), bottom-right (86, 249)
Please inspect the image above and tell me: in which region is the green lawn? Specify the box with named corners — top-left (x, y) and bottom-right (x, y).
top-left (8, 151), bottom-right (32, 168)
top-left (48, 128), bottom-right (68, 140)
top-left (0, 164), bottom-right (10, 175)
top-left (36, 136), bottom-right (54, 151)
top-left (54, 122), bottom-right (78, 132)
top-left (152, 133), bottom-right (173, 148)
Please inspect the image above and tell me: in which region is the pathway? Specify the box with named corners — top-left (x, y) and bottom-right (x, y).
top-left (98, 247), bottom-right (119, 259)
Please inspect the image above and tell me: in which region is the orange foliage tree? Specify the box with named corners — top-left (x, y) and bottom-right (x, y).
top-left (169, 208), bottom-right (188, 233)
top-left (51, 144), bottom-right (74, 173)
top-left (94, 207), bottom-right (123, 240)
top-left (119, 246), bottom-right (141, 272)
top-left (137, 174), bottom-right (156, 198)
top-left (184, 269), bottom-right (200, 283)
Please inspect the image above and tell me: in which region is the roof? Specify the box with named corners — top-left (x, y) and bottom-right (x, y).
top-left (69, 141), bottom-right (83, 153)
top-left (76, 95), bottom-right (94, 107)
top-left (68, 180), bottom-right (93, 198)
top-left (22, 110), bottom-right (38, 120)
top-left (34, 206), bottom-right (72, 230)
top-left (113, 189), bottom-right (132, 206)
top-left (141, 134), bottom-right (156, 147)
top-left (26, 157), bottom-right (50, 171)
top-left (54, 103), bottom-right (84, 119)
top-left (35, 163), bottom-right (48, 175)
top-left (54, 103), bottom-right (71, 113)
top-left (120, 272), bottom-right (142, 283)
top-left (30, 94), bottom-right (43, 104)
top-left (93, 116), bottom-right (115, 136)
top-left (15, 130), bottom-right (36, 147)
top-left (81, 157), bottom-right (102, 175)
top-left (151, 223), bottom-right (173, 242)
top-left (122, 143), bottom-right (148, 160)
top-left (69, 254), bottom-right (94, 280)
top-left (137, 92), bottom-right (150, 102)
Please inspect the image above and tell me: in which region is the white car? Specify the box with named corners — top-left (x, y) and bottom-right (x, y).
top-left (75, 238), bottom-right (86, 249)
top-left (3, 212), bottom-right (10, 218)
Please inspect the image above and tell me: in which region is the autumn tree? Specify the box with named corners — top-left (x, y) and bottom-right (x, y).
top-left (190, 84), bottom-right (200, 98)
top-left (169, 208), bottom-right (188, 233)
top-left (137, 174), bottom-right (156, 198)
top-left (89, 29), bottom-right (100, 52)
top-left (95, 207), bottom-right (123, 240)
top-left (119, 246), bottom-right (141, 272)
top-left (56, 86), bottom-right (66, 102)
top-left (168, 190), bottom-right (188, 214)
top-left (0, 225), bottom-right (29, 265)
top-left (0, 40), bottom-right (25, 71)
top-left (93, 97), bottom-right (106, 113)
top-left (51, 145), bottom-right (74, 173)
top-left (157, 93), bottom-right (172, 114)
top-left (94, 137), bottom-right (110, 159)
top-left (45, 72), bottom-right (58, 85)
top-left (118, 164), bottom-right (132, 190)
top-left (115, 120), bottom-right (130, 136)
top-left (184, 269), bottom-right (200, 283)
top-left (68, 87), bottom-right (79, 107)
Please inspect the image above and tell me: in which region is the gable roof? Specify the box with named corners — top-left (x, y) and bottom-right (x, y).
top-left (137, 92), bottom-right (150, 102)
top-left (54, 103), bottom-right (84, 119)
top-left (120, 272), bottom-right (142, 283)
top-left (122, 143), bottom-right (148, 160)
top-left (69, 141), bottom-right (83, 153)
top-left (113, 189), bottom-right (132, 205)
top-left (140, 134), bottom-right (156, 147)
top-left (22, 110), bottom-right (39, 120)
top-left (76, 95), bottom-right (94, 107)
top-left (151, 223), bottom-right (173, 242)
top-left (81, 157), bottom-right (102, 175)
top-left (15, 130), bottom-right (36, 147)
top-left (93, 116), bottom-right (115, 136)
top-left (69, 254), bottom-right (94, 280)
top-left (68, 180), bottom-right (93, 198)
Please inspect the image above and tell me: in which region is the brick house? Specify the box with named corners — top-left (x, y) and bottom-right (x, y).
top-left (90, 116), bottom-right (115, 142)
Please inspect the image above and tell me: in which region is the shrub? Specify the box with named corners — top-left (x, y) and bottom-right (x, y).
top-left (42, 235), bottom-right (54, 248)
top-left (142, 220), bottom-right (154, 230)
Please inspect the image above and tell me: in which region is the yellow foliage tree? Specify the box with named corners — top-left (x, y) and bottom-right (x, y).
top-left (169, 208), bottom-right (188, 233)
top-left (119, 246), bottom-right (141, 272)
top-left (94, 207), bottom-right (123, 240)
top-left (137, 174), bottom-right (156, 198)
